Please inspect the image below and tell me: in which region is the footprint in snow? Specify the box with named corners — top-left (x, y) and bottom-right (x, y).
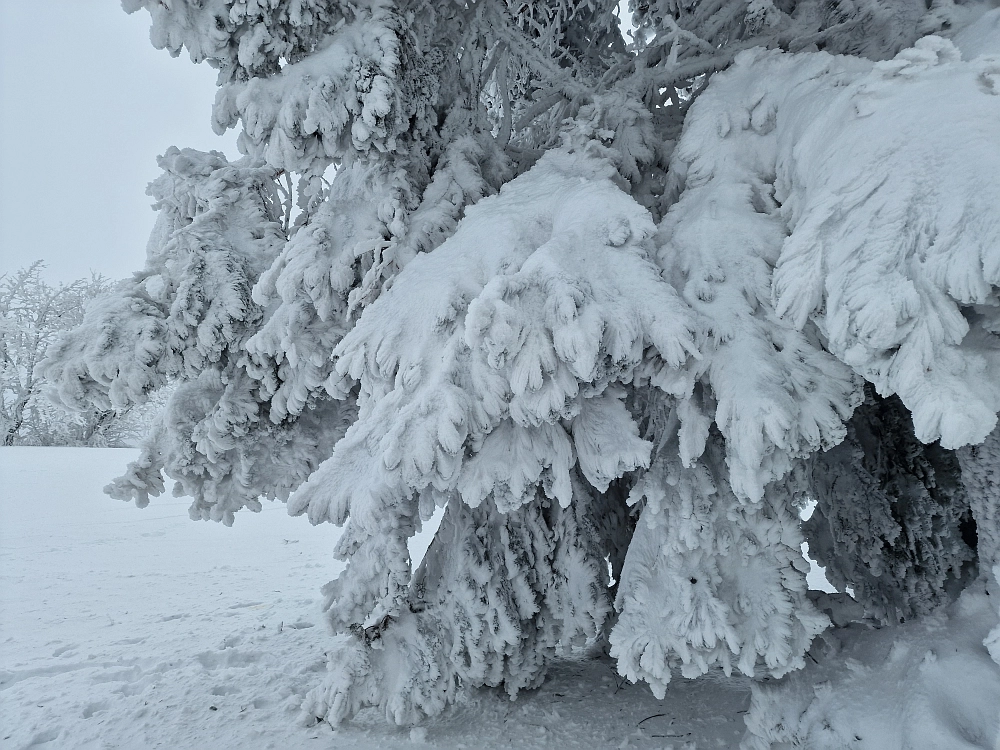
top-left (196, 650), bottom-right (261, 670)
top-left (22, 729), bottom-right (60, 747)
top-left (82, 701), bottom-right (109, 719)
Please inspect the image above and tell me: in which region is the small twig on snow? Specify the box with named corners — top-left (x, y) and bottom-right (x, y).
top-left (637, 713), bottom-right (667, 727)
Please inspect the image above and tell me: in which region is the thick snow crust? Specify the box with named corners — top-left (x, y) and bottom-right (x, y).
top-left (663, 35), bottom-right (1000, 467)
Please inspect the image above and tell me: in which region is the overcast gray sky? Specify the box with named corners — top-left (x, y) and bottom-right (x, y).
top-left (0, 1), bottom-right (240, 284)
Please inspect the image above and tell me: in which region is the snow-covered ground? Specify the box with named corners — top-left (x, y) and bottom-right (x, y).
top-left (1, 448), bottom-right (751, 749)
top-left (2, 447), bottom-right (998, 749)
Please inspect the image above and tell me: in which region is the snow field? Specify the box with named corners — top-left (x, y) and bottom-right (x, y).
top-left (2, 448), bottom-right (998, 749)
top-left (1, 448), bottom-right (750, 749)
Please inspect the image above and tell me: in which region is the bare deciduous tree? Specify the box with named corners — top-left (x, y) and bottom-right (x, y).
top-left (0, 262), bottom-right (120, 445)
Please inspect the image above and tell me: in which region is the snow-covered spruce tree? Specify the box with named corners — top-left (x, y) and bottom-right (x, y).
top-left (804, 387), bottom-right (976, 625)
top-left (958, 424), bottom-right (1000, 662)
top-left (40, 0), bottom-right (1000, 725)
